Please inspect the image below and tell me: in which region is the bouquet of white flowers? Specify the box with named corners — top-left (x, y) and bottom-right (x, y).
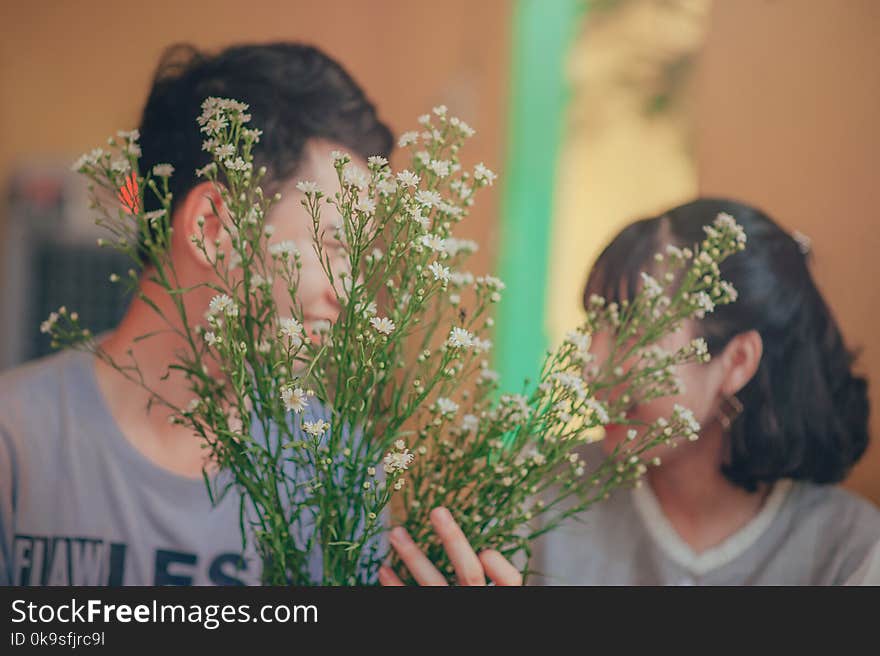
top-left (44, 99), bottom-right (745, 584)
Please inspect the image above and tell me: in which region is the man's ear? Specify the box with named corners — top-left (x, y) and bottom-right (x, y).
top-left (176, 181), bottom-right (230, 268)
top-left (719, 330), bottom-right (763, 396)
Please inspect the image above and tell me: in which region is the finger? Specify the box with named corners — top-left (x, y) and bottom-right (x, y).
top-left (378, 565), bottom-right (405, 586)
top-left (389, 526), bottom-right (448, 586)
top-left (430, 507), bottom-right (485, 586)
top-left (479, 550), bottom-right (523, 586)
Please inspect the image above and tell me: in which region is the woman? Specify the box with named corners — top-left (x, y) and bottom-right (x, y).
top-left (385, 197), bottom-right (879, 585)
top-left (529, 198), bottom-right (880, 585)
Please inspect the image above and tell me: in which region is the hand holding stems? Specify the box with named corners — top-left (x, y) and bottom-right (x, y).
top-left (379, 507), bottom-right (522, 586)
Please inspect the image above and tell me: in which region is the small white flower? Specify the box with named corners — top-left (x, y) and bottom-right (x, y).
top-left (665, 245), bottom-right (685, 259)
top-left (296, 180), bottom-right (320, 194)
top-left (367, 155), bottom-right (388, 168)
top-left (214, 144), bottom-right (235, 160)
top-left (204, 116), bottom-right (228, 134)
top-left (461, 414), bottom-right (479, 433)
top-left (444, 238), bottom-right (478, 256)
top-left (585, 398), bottom-right (610, 424)
top-left (370, 316), bottom-right (396, 335)
top-left (436, 397), bottom-right (459, 416)
top-left (530, 450), bottom-right (547, 466)
top-left (714, 212), bottom-right (746, 243)
top-left (432, 104), bottom-right (448, 117)
top-left (382, 448), bottom-right (415, 474)
top-left (673, 404), bottom-right (701, 434)
top-left (473, 163), bottom-right (497, 185)
top-left (204, 331), bottom-right (220, 346)
top-left (242, 127), bottom-right (262, 142)
top-left (152, 163), bottom-right (174, 177)
top-left (110, 159), bottom-right (131, 174)
top-left (447, 327), bottom-right (475, 349)
top-left (70, 154), bottom-right (90, 172)
top-left (356, 197), bottom-right (377, 215)
top-left (195, 162), bottom-right (217, 178)
top-left (208, 294), bottom-right (237, 317)
top-left (224, 157), bottom-right (251, 172)
top-left (692, 291), bottom-right (715, 317)
top-left (249, 273), bottom-right (272, 290)
top-left (269, 240), bottom-right (298, 258)
top-left (641, 272), bottom-right (662, 299)
top-left (281, 386), bottom-right (309, 414)
top-left (40, 312), bottom-right (59, 334)
top-left (449, 271), bottom-right (475, 287)
top-left (398, 131), bottom-right (419, 147)
top-left (409, 207), bottom-right (430, 231)
top-left (551, 372), bottom-right (588, 398)
top-left (565, 330), bottom-right (591, 359)
top-left (396, 170), bottom-right (420, 188)
top-left (420, 234), bottom-right (447, 253)
top-left (477, 275), bottom-right (505, 291)
top-left (428, 159), bottom-right (451, 178)
top-left (144, 209), bottom-right (166, 225)
top-left (279, 317), bottom-right (304, 346)
top-left (342, 165), bottom-right (369, 190)
top-left (227, 250), bottom-right (242, 270)
top-left (473, 338), bottom-right (492, 353)
top-left (415, 190), bottom-right (442, 208)
top-left (311, 319), bottom-right (331, 334)
top-left (428, 262), bottom-right (450, 283)
top-left (479, 368), bottom-right (500, 384)
top-left (303, 420), bottom-right (330, 437)
top-left (377, 178), bottom-right (398, 196)
top-left (720, 280), bottom-right (738, 302)
top-left (456, 120), bottom-right (475, 138)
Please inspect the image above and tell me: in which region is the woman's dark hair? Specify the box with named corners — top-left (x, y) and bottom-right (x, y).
top-left (584, 197), bottom-right (869, 491)
top-left (138, 42), bottom-right (393, 218)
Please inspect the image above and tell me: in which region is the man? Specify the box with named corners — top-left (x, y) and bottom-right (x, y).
top-left (0, 42), bottom-right (519, 586)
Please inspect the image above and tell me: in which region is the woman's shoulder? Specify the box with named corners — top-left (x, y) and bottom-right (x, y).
top-left (782, 481), bottom-right (880, 583)
top-left (788, 481), bottom-right (880, 532)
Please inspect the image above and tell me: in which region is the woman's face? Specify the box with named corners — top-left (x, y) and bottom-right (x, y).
top-left (590, 318), bottom-right (727, 462)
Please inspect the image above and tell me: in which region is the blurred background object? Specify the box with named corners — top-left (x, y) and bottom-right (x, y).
top-left (1, 0), bottom-right (877, 503)
top-left (0, 0), bottom-right (511, 366)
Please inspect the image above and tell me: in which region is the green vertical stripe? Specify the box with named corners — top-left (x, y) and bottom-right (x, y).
top-left (494, 0), bottom-right (582, 392)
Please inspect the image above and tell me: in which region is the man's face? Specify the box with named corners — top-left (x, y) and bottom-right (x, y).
top-left (264, 139), bottom-right (367, 339)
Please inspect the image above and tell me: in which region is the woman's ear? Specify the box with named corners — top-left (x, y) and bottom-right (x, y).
top-left (719, 330), bottom-right (763, 396)
top-left (176, 181), bottom-right (230, 268)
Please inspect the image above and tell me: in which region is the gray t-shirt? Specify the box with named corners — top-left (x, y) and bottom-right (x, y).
top-left (0, 349), bottom-right (333, 586)
top-left (529, 444), bottom-right (880, 585)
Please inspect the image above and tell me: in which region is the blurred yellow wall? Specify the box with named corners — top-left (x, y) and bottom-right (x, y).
top-left (548, 0), bottom-right (709, 345)
top-left (697, 0), bottom-right (880, 503)
top-left (0, 0), bottom-right (510, 286)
